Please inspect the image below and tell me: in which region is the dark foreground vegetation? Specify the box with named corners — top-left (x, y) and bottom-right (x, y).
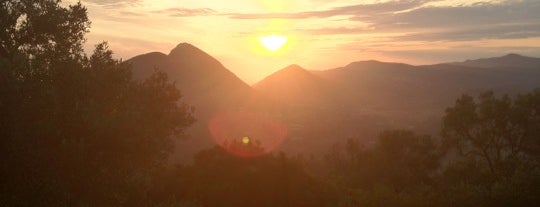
top-left (1, 1), bottom-right (539, 206)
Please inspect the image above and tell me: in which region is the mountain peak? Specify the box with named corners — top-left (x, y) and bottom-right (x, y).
top-left (255, 64), bottom-right (315, 87)
top-left (167, 42), bottom-right (224, 68)
top-left (273, 64), bottom-right (312, 77)
top-left (169, 42), bottom-right (204, 56)
top-left (502, 53), bottom-right (523, 58)
top-left (451, 53), bottom-right (540, 69)
top-left (282, 64), bottom-right (306, 72)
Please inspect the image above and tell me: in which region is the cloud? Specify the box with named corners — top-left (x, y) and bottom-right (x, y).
top-left (83, 0), bottom-right (139, 4)
top-left (153, 7), bottom-right (216, 17)
top-left (364, 0), bottom-right (540, 41)
top-left (379, 46), bottom-right (540, 64)
top-left (228, 0), bottom-right (428, 19)
top-left (358, 1), bottom-right (540, 30)
top-left (229, 0), bottom-right (540, 42)
top-left (395, 23), bottom-right (540, 41)
top-left (81, 0), bottom-right (141, 9)
top-left (299, 27), bottom-right (373, 35)
top-left (119, 11), bottom-right (145, 17)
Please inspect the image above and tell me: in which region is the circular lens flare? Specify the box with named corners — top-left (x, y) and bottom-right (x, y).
top-left (259, 35), bottom-right (287, 51)
top-left (208, 111), bottom-right (288, 158)
top-left (242, 136), bottom-right (250, 144)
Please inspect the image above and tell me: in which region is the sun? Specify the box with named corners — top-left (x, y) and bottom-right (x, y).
top-left (259, 35), bottom-right (287, 52)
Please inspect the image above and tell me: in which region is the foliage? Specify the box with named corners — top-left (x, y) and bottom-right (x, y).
top-left (442, 90), bottom-right (540, 175)
top-left (326, 130), bottom-right (440, 193)
top-left (324, 90), bottom-right (540, 206)
top-left (0, 0), bottom-right (194, 205)
top-left (147, 146), bottom-right (336, 207)
top-left (436, 90), bottom-right (540, 206)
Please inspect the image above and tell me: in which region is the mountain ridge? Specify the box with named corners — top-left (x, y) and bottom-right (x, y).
top-left (126, 42), bottom-right (540, 161)
top-left (447, 53), bottom-right (540, 69)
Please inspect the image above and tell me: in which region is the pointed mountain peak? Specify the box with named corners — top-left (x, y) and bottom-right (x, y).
top-left (255, 64), bottom-right (315, 87)
top-left (169, 42), bottom-right (206, 57)
top-left (282, 64), bottom-right (307, 72)
top-left (270, 64), bottom-right (313, 78)
top-left (167, 42), bottom-right (223, 68)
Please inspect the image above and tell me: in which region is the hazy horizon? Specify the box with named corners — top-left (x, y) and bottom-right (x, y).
top-left (71, 0), bottom-right (540, 84)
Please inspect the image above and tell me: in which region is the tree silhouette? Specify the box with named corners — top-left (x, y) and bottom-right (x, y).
top-left (326, 130), bottom-right (439, 192)
top-left (442, 90), bottom-right (540, 176)
top-left (0, 1), bottom-right (194, 205)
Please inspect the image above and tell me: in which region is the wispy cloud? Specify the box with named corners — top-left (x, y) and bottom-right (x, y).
top-left (153, 7), bottom-right (216, 17)
top-left (228, 0), bottom-right (428, 19)
top-left (84, 0), bottom-right (139, 3)
top-left (359, 1), bottom-right (540, 29)
top-left (299, 27), bottom-right (373, 35)
top-left (227, 0), bottom-right (540, 42)
top-left (395, 23), bottom-right (540, 41)
top-left (82, 0), bottom-right (140, 8)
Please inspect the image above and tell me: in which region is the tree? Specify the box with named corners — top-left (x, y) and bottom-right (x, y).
top-left (442, 90), bottom-right (540, 176)
top-left (154, 146), bottom-right (334, 207)
top-left (0, 0), bottom-right (194, 205)
top-left (326, 130), bottom-right (440, 192)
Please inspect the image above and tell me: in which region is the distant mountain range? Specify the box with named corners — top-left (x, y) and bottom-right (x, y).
top-left (127, 43), bottom-right (540, 161)
top-left (448, 53), bottom-right (540, 69)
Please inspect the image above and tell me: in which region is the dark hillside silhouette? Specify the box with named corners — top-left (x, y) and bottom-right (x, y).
top-left (0, 1), bottom-right (194, 205)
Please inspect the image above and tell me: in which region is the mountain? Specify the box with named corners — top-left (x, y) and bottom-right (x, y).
top-left (267, 59), bottom-right (540, 155)
top-left (129, 43), bottom-right (253, 112)
top-left (449, 53), bottom-right (540, 69)
top-left (313, 59), bottom-right (540, 110)
top-left (126, 45), bottom-right (540, 160)
top-left (254, 64), bottom-right (341, 108)
top-left (127, 43), bottom-right (257, 162)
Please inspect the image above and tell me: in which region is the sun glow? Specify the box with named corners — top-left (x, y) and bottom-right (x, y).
top-left (259, 35), bottom-right (287, 52)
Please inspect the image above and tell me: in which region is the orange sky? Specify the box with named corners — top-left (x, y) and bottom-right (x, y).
top-left (72, 0), bottom-right (540, 84)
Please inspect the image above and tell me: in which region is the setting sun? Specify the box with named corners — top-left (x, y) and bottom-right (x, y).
top-left (259, 35), bottom-right (287, 52)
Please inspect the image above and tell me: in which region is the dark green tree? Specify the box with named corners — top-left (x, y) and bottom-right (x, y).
top-left (0, 0), bottom-right (194, 205)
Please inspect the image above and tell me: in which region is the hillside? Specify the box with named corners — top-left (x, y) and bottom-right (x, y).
top-left (254, 64), bottom-right (341, 108)
top-left (128, 43), bottom-right (254, 112)
top-left (449, 53), bottom-right (540, 69)
top-left (127, 44), bottom-right (540, 160)
top-left (127, 43), bottom-right (257, 162)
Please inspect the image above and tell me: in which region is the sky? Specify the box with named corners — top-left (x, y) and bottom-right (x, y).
top-left (71, 0), bottom-right (540, 84)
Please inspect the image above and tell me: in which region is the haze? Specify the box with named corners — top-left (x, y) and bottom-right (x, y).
top-left (3, 0), bottom-right (540, 206)
top-left (75, 0), bottom-right (540, 83)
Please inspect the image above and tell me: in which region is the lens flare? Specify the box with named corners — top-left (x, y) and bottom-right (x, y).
top-left (208, 111), bottom-right (288, 158)
top-left (242, 136), bottom-right (250, 144)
